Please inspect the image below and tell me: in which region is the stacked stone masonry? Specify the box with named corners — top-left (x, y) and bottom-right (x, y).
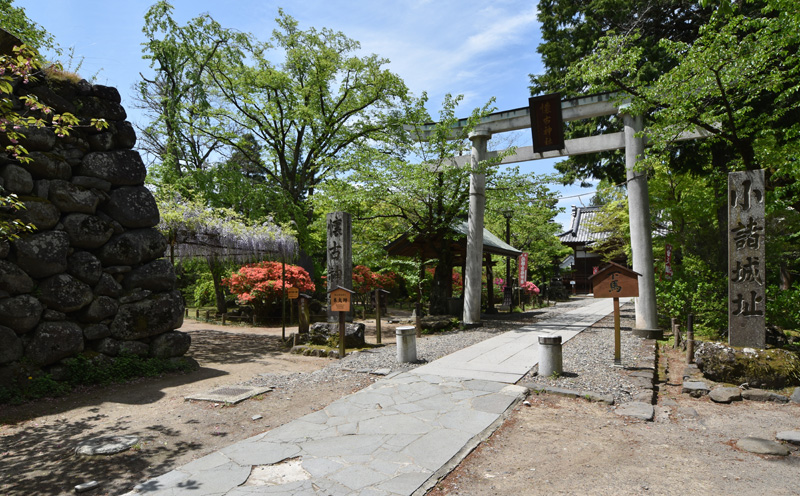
top-left (0, 69), bottom-right (187, 388)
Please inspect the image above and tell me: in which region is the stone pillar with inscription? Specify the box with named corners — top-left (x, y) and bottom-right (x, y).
top-left (326, 212), bottom-right (353, 322)
top-left (728, 170), bottom-right (766, 348)
top-left (463, 129), bottom-right (491, 326)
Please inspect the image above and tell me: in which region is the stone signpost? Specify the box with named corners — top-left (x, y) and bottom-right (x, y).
top-left (728, 169), bottom-right (766, 348)
top-left (326, 212), bottom-right (352, 322)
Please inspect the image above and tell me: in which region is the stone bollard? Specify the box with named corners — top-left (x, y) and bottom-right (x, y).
top-left (396, 326), bottom-right (417, 363)
top-left (538, 335), bottom-right (563, 377)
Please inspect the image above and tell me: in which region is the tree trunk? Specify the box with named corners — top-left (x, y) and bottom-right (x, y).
top-left (207, 257), bottom-right (227, 314)
top-left (429, 243), bottom-right (453, 315)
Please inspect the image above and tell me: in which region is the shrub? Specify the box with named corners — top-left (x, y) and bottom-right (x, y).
top-left (767, 283), bottom-right (800, 331)
top-left (223, 261), bottom-right (315, 318)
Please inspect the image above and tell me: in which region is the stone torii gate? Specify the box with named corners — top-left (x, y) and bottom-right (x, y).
top-left (413, 93), bottom-right (709, 338)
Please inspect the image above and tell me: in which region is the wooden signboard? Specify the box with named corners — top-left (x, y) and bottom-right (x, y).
top-left (328, 286), bottom-right (355, 359)
top-left (589, 262), bottom-right (640, 298)
top-left (329, 287), bottom-right (352, 312)
top-left (287, 287), bottom-right (299, 299)
top-left (589, 263), bottom-right (640, 365)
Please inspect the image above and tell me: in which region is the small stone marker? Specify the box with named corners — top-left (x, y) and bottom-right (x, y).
top-left (791, 387), bottom-right (800, 404)
top-left (396, 326), bottom-right (417, 363)
top-left (736, 437), bottom-right (790, 456)
top-left (537, 335), bottom-right (563, 377)
top-left (75, 435), bottom-right (139, 456)
top-left (709, 386), bottom-right (742, 403)
top-left (776, 431), bottom-right (800, 445)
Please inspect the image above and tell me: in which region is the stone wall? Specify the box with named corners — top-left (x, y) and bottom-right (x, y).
top-left (0, 60), bottom-right (187, 388)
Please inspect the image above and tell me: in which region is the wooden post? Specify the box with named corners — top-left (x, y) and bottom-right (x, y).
top-left (415, 302), bottom-right (422, 337)
top-left (614, 297), bottom-right (621, 365)
top-left (672, 317), bottom-right (681, 348)
top-left (205, 310), bottom-right (210, 321)
top-left (339, 310), bottom-right (346, 359)
top-left (375, 289), bottom-right (382, 345)
top-left (686, 314), bottom-right (695, 364)
top-left (221, 313), bottom-right (226, 325)
top-left (195, 308), bottom-right (200, 319)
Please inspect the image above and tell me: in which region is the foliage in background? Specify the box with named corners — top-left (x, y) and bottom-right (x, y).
top-left (157, 191), bottom-right (298, 313)
top-left (351, 265), bottom-right (399, 294)
top-left (139, 2), bottom-right (409, 254)
top-left (223, 261), bottom-right (314, 319)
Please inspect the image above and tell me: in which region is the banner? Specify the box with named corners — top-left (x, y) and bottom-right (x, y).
top-left (518, 253), bottom-right (528, 286)
top-left (665, 243), bottom-right (673, 280)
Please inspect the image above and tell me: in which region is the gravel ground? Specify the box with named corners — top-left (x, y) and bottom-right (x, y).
top-left (245, 298), bottom-right (649, 405)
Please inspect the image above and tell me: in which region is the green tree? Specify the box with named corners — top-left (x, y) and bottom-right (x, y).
top-left (530, 0), bottom-right (712, 186)
top-left (318, 94), bottom-right (522, 315)
top-left (140, 4), bottom-right (410, 253)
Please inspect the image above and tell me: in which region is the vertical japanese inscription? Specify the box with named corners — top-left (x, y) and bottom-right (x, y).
top-left (728, 170), bottom-right (766, 348)
top-left (529, 93), bottom-right (564, 154)
top-left (326, 212), bottom-right (352, 322)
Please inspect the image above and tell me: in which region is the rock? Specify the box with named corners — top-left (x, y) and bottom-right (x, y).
top-left (48, 179), bottom-right (101, 214)
top-left (77, 150), bottom-right (146, 186)
top-left (677, 407), bottom-right (699, 418)
top-left (370, 368), bottom-right (391, 376)
top-left (632, 391), bottom-right (654, 403)
top-left (741, 388), bottom-right (789, 403)
top-left (79, 296), bottom-right (119, 323)
top-left (98, 228), bottom-right (167, 266)
top-left (91, 84), bottom-right (121, 103)
top-left (0, 325), bottom-right (23, 364)
top-left (122, 259), bottom-right (175, 291)
top-left (114, 121), bottom-right (136, 148)
top-left (83, 323), bottom-right (111, 340)
top-left (0, 259), bottom-right (34, 295)
top-left (584, 392), bottom-right (615, 405)
top-left (309, 322), bottom-right (366, 348)
top-left (95, 337), bottom-right (149, 357)
top-left (75, 95), bottom-right (126, 121)
top-left (16, 127), bottom-right (56, 151)
top-left (93, 273), bottom-right (123, 298)
top-left (119, 289), bottom-right (151, 304)
top-left (26, 151), bottom-right (71, 180)
top-left (26, 321), bottom-right (84, 366)
top-left (0, 294), bottom-right (44, 334)
top-left (682, 381), bottom-right (710, 397)
top-left (0, 163), bottom-right (33, 194)
top-left (102, 186), bottom-right (159, 228)
top-left (736, 437), bottom-right (790, 456)
top-left (109, 290), bottom-right (184, 340)
top-left (38, 274), bottom-right (94, 313)
top-left (776, 430), bottom-right (800, 445)
top-left (615, 402), bottom-right (654, 421)
top-left (43, 309), bottom-right (66, 321)
top-left (791, 387), bottom-right (800, 404)
top-left (75, 435), bottom-right (139, 456)
top-left (420, 315), bottom-right (456, 331)
top-left (149, 331), bottom-right (191, 358)
top-left (71, 175), bottom-right (111, 192)
top-left (709, 386), bottom-right (742, 403)
top-left (87, 131), bottom-right (115, 151)
top-left (15, 198), bottom-right (60, 230)
top-left (0, 240), bottom-right (8, 259)
top-left (13, 230), bottom-right (70, 278)
top-left (62, 213), bottom-right (115, 249)
top-left (67, 251), bottom-right (103, 285)
top-left (695, 341), bottom-right (800, 389)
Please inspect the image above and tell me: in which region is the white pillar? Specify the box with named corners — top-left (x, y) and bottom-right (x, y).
top-left (623, 112), bottom-right (661, 338)
top-left (463, 130), bottom-right (490, 325)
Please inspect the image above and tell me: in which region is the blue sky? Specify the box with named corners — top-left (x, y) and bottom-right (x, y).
top-left (16, 0), bottom-right (597, 229)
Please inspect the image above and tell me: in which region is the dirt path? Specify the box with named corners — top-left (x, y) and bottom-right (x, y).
top-left (432, 346), bottom-right (800, 496)
top-left (0, 319), bottom-right (382, 496)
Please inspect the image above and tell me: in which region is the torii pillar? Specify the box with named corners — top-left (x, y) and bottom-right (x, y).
top-left (463, 129), bottom-right (491, 326)
top-left (623, 110), bottom-right (661, 338)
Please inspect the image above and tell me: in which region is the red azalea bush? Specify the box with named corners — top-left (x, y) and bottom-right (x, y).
top-left (352, 265), bottom-right (399, 294)
top-left (521, 281), bottom-right (540, 294)
top-left (223, 261), bottom-right (315, 317)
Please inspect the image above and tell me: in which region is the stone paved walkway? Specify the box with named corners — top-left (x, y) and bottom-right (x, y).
top-left (125, 298), bottom-right (627, 496)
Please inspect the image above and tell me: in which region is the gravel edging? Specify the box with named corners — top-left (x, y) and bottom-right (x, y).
top-left (243, 299), bottom-right (657, 406)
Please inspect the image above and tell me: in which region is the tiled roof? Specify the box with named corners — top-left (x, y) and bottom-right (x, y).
top-left (559, 206), bottom-right (609, 245)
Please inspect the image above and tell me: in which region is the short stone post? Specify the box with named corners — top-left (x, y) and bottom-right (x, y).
top-left (396, 326), bottom-right (417, 363)
top-left (538, 335), bottom-right (563, 377)
top-left (672, 317), bottom-right (681, 348)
